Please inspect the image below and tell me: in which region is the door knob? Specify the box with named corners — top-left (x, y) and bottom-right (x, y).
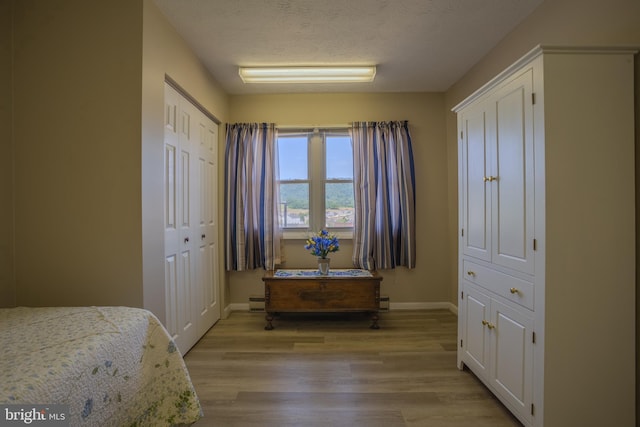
top-left (184, 237), bottom-right (189, 243)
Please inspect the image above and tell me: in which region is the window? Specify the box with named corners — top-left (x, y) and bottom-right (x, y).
top-left (324, 134), bottom-right (354, 228)
top-left (277, 134), bottom-right (310, 228)
top-left (277, 129), bottom-right (354, 236)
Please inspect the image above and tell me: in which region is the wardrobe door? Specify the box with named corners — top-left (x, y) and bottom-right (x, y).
top-left (459, 102), bottom-right (492, 263)
top-left (461, 284), bottom-right (491, 381)
top-left (489, 298), bottom-right (533, 424)
top-left (490, 69), bottom-right (535, 275)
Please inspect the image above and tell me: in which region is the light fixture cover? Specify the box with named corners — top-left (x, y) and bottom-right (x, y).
top-left (238, 66), bottom-right (376, 83)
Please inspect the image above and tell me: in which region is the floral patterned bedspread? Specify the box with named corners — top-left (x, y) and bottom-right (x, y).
top-left (0, 306), bottom-right (202, 426)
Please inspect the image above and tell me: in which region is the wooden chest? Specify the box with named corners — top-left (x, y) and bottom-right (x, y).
top-left (262, 270), bottom-right (382, 329)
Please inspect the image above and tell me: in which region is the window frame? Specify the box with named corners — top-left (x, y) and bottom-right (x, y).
top-left (277, 128), bottom-right (354, 239)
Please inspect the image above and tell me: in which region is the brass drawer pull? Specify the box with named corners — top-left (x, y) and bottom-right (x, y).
top-left (510, 287), bottom-right (519, 294)
top-left (467, 271), bottom-right (476, 277)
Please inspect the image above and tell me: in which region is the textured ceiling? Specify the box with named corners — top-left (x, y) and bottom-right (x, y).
top-left (153, 0), bottom-right (543, 94)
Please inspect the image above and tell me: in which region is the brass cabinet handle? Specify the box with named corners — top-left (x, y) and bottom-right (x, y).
top-left (510, 287), bottom-right (519, 294)
top-left (483, 176), bottom-right (497, 182)
top-left (482, 320), bottom-right (495, 329)
top-left (467, 271), bottom-right (476, 277)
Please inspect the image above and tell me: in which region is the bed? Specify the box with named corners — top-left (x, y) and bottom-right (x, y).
top-left (0, 306), bottom-right (202, 426)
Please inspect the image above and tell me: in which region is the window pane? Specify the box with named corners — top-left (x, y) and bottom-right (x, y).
top-left (280, 182), bottom-right (309, 228)
top-left (326, 136), bottom-right (353, 179)
top-left (278, 136), bottom-right (308, 180)
top-left (325, 182), bottom-right (354, 228)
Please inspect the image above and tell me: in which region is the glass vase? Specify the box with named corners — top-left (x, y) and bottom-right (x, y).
top-left (318, 257), bottom-right (330, 275)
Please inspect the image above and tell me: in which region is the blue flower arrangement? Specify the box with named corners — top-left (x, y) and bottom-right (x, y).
top-left (304, 230), bottom-right (339, 259)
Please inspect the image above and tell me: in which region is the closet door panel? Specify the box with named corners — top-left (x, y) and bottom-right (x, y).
top-left (165, 84), bottom-right (199, 353)
top-left (164, 84), bottom-right (181, 341)
top-left (165, 82), bottom-right (220, 353)
top-left (195, 112), bottom-right (220, 336)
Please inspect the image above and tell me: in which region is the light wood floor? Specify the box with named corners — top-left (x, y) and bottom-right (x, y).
top-left (184, 309), bottom-right (522, 427)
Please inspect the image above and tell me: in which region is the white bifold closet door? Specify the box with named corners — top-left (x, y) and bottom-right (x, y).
top-left (164, 82), bottom-right (220, 354)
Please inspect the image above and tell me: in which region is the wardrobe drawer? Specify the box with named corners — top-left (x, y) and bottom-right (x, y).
top-left (462, 260), bottom-right (534, 310)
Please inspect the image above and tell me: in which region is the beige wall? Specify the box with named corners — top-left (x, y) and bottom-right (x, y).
top-left (0, 1), bottom-right (14, 307)
top-left (12, 0), bottom-right (145, 306)
top-left (141, 0), bottom-right (229, 319)
top-left (443, 0), bottom-right (640, 422)
top-left (228, 92), bottom-right (450, 306)
top-left (7, 0), bottom-right (229, 319)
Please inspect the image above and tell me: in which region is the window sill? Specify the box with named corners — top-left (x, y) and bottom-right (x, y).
top-left (282, 230), bottom-right (353, 240)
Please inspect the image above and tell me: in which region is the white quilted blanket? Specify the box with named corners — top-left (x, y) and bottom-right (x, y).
top-left (0, 306), bottom-right (202, 426)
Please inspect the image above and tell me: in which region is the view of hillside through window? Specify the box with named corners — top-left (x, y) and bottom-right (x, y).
top-left (278, 132), bottom-right (354, 229)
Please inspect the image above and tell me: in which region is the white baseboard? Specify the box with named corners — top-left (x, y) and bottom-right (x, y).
top-left (225, 302), bottom-right (458, 315)
top-left (449, 303), bottom-right (458, 316)
top-left (222, 304), bottom-right (236, 318)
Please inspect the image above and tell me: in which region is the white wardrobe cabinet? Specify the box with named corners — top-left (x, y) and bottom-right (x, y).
top-left (455, 46), bottom-right (636, 427)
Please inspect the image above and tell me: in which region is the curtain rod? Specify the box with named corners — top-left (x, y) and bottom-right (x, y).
top-left (275, 121), bottom-right (409, 130)
top-left (276, 124), bottom-right (351, 130)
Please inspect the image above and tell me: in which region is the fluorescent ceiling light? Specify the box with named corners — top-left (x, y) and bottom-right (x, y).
top-left (238, 66), bottom-right (376, 83)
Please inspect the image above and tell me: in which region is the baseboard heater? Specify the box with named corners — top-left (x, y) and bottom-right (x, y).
top-left (249, 295), bottom-right (390, 312)
top-left (249, 295), bottom-right (265, 312)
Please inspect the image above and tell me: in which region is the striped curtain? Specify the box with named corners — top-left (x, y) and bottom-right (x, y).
top-left (350, 121), bottom-right (416, 270)
top-left (224, 123), bottom-right (281, 271)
